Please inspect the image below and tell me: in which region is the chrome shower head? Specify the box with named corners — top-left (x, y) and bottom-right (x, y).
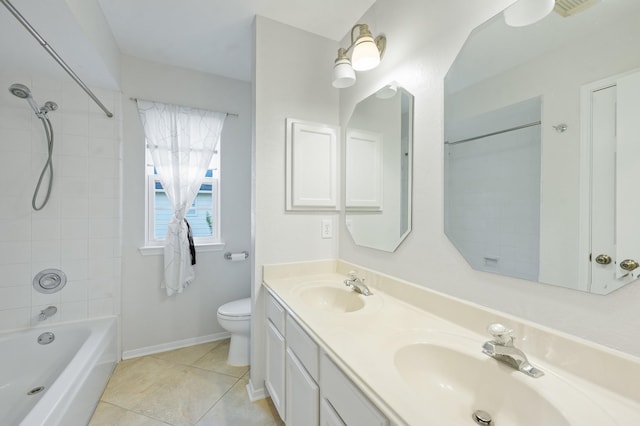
top-left (8, 83), bottom-right (55, 116)
top-left (9, 83), bottom-right (31, 99)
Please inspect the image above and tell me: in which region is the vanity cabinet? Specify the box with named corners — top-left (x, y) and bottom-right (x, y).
top-left (265, 293), bottom-right (286, 420)
top-left (265, 290), bottom-right (388, 426)
top-left (286, 315), bottom-right (320, 424)
top-left (320, 399), bottom-right (346, 426)
top-left (320, 353), bottom-right (389, 426)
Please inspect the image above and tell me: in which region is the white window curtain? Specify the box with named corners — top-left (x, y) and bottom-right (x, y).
top-left (137, 99), bottom-right (227, 296)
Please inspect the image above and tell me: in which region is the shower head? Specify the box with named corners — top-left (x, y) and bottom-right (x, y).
top-left (9, 83), bottom-right (31, 99)
top-left (8, 83), bottom-right (55, 116)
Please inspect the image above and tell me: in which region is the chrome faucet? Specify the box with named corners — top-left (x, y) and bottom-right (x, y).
top-left (482, 323), bottom-right (544, 378)
top-left (344, 270), bottom-right (373, 296)
top-left (38, 306), bottom-right (57, 321)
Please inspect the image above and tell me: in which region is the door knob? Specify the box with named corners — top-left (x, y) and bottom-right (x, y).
top-left (595, 254), bottom-right (612, 265)
top-left (620, 259), bottom-right (639, 271)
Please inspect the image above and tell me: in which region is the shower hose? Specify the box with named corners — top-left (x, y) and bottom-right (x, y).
top-left (32, 114), bottom-right (54, 211)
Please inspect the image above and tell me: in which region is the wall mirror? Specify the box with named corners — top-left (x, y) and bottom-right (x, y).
top-left (444, 0), bottom-right (640, 294)
top-left (345, 84), bottom-right (414, 252)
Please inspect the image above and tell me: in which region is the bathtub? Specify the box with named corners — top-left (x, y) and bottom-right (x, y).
top-left (0, 317), bottom-right (118, 426)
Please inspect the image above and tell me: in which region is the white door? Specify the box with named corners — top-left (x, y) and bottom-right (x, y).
top-left (615, 72), bottom-right (640, 279)
top-left (590, 70), bottom-right (640, 293)
top-left (590, 85), bottom-right (618, 293)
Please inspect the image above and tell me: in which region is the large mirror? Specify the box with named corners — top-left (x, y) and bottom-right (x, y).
top-left (444, 0), bottom-right (640, 293)
top-left (345, 85), bottom-right (413, 252)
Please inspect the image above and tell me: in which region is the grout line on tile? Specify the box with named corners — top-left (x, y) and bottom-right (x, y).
top-left (192, 375), bottom-right (244, 425)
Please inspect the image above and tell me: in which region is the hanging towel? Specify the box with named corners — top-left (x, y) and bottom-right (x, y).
top-left (185, 219), bottom-right (196, 266)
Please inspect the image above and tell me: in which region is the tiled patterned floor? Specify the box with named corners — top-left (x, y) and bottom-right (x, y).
top-left (89, 339), bottom-right (284, 426)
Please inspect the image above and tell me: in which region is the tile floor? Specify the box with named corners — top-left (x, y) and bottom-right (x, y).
top-left (89, 339), bottom-right (284, 426)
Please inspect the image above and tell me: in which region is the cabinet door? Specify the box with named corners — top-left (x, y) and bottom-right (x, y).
top-left (320, 399), bottom-right (346, 426)
top-left (266, 321), bottom-right (286, 421)
top-left (286, 348), bottom-right (319, 426)
top-left (320, 354), bottom-right (389, 426)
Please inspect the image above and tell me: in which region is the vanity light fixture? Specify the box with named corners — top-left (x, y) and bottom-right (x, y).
top-left (504, 0), bottom-right (555, 27)
top-left (332, 24), bottom-right (386, 88)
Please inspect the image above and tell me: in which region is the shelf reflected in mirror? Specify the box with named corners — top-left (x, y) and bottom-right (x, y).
top-left (345, 84), bottom-right (414, 252)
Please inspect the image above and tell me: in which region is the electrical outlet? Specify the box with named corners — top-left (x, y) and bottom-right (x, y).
top-left (321, 219), bottom-right (332, 239)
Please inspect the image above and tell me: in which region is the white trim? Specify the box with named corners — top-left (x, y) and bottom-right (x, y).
top-left (246, 379), bottom-right (268, 402)
top-left (122, 331), bottom-right (231, 359)
top-left (139, 241), bottom-right (226, 256)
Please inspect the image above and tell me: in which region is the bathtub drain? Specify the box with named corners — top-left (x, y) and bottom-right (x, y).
top-left (27, 386), bottom-right (45, 395)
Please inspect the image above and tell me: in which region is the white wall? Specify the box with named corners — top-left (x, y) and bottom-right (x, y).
top-left (251, 16), bottom-right (340, 394)
top-left (337, 0), bottom-right (640, 357)
top-left (120, 56), bottom-right (251, 355)
top-left (0, 70), bottom-right (121, 331)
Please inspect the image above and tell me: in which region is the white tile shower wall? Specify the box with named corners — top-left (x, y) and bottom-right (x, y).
top-left (0, 72), bottom-right (121, 332)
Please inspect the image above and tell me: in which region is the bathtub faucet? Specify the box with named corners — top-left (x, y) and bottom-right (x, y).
top-left (38, 306), bottom-right (58, 321)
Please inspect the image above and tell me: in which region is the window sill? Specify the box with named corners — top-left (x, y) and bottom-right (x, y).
top-left (139, 242), bottom-right (226, 256)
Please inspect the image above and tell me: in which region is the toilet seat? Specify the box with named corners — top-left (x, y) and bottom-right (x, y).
top-left (217, 297), bottom-right (251, 318)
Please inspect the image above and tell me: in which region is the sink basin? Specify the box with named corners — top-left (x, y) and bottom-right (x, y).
top-left (298, 285), bottom-right (365, 313)
top-left (394, 343), bottom-right (613, 426)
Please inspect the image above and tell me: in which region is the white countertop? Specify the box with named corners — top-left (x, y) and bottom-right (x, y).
top-left (263, 260), bottom-right (640, 425)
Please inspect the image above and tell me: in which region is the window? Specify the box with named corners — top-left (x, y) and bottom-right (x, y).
top-left (145, 147), bottom-right (221, 247)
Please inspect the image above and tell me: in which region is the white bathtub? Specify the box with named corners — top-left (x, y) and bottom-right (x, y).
top-left (0, 317), bottom-right (118, 426)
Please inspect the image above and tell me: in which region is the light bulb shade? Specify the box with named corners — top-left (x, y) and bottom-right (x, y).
top-left (352, 34), bottom-right (380, 71)
top-left (504, 0), bottom-right (555, 27)
top-left (332, 58), bottom-right (356, 88)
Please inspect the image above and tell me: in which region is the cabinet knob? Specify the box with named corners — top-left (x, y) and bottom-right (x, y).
top-left (595, 254), bottom-right (612, 265)
top-left (620, 259), bottom-right (639, 271)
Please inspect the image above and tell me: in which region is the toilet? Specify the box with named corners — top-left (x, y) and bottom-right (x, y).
top-left (217, 297), bottom-right (252, 366)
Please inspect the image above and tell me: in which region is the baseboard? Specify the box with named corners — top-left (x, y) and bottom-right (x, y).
top-left (122, 331), bottom-right (231, 360)
top-left (246, 378), bottom-right (267, 402)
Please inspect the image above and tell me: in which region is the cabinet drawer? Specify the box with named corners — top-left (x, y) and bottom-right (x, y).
top-left (286, 315), bottom-right (319, 381)
top-left (266, 292), bottom-right (285, 335)
top-left (320, 353), bottom-right (388, 426)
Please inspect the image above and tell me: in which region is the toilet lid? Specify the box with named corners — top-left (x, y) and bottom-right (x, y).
top-left (218, 297), bottom-right (251, 317)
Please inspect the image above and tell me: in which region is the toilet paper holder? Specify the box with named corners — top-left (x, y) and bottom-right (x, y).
top-left (224, 251), bottom-right (249, 261)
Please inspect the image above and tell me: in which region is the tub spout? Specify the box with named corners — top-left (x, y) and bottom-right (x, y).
top-left (38, 306), bottom-right (57, 321)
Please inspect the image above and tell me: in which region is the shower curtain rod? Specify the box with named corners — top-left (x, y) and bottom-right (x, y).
top-left (445, 121), bottom-right (541, 145)
top-left (1, 0), bottom-right (114, 118)
top-left (130, 97), bottom-right (239, 117)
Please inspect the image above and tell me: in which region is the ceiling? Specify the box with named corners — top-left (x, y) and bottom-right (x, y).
top-left (0, 0), bottom-right (375, 88)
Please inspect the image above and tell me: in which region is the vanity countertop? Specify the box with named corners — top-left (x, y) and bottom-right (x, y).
top-left (262, 260), bottom-right (640, 425)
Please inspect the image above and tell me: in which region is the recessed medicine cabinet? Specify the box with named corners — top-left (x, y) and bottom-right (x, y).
top-left (285, 118), bottom-right (339, 211)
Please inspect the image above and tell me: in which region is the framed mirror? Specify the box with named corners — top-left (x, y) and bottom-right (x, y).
top-left (444, 0), bottom-right (640, 293)
top-left (345, 84), bottom-right (414, 252)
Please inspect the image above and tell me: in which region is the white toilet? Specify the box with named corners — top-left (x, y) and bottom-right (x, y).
top-left (217, 297), bottom-right (252, 366)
